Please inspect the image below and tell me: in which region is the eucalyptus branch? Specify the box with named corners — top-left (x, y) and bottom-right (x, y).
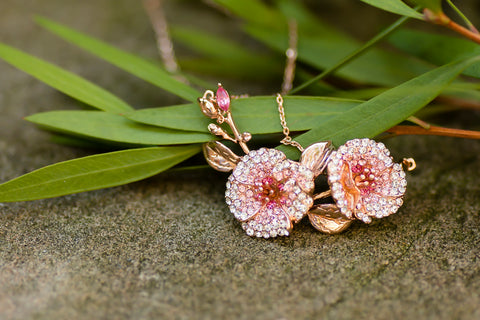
top-left (444, 0), bottom-right (479, 34)
top-left (386, 125), bottom-right (480, 140)
top-left (424, 9), bottom-right (480, 45)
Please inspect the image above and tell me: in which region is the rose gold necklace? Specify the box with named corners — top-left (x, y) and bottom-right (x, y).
top-left (198, 85), bottom-right (415, 238)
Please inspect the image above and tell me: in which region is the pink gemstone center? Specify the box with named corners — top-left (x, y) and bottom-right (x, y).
top-left (254, 176), bottom-right (286, 209)
top-left (216, 85), bottom-right (230, 112)
top-left (351, 161), bottom-right (377, 195)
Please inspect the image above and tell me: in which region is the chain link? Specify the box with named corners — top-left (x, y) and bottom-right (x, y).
top-left (276, 94), bottom-right (304, 152)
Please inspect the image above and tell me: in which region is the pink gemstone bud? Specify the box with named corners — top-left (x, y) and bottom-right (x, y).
top-left (216, 84), bottom-right (230, 112)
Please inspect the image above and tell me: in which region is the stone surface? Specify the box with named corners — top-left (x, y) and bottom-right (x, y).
top-left (1, 1), bottom-right (480, 319)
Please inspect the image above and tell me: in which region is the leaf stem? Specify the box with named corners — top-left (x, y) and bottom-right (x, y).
top-left (289, 14), bottom-right (411, 94)
top-left (444, 0), bottom-right (479, 34)
top-left (386, 125), bottom-right (480, 139)
top-left (424, 9), bottom-right (480, 45)
top-left (313, 190), bottom-right (331, 200)
top-left (445, 20), bottom-right (480, 44)
top-left (407, 116), bottom-right (431, 129)
top-left (225, 112), bottom-right (250, 154)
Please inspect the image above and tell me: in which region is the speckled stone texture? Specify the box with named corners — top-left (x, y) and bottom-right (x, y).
top-left (1, 1), bottom-right (480, 319)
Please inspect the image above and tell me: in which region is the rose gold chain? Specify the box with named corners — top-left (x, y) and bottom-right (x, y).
top-left (276, 93), bottom-right (304, 152)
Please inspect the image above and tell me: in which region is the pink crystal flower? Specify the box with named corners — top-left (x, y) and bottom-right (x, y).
top-left (327, 138), bottom-right (407, 223)
top-left (225, 148), bottom-right (315, 238)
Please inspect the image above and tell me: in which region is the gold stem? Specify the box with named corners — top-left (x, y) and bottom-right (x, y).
top-left (225, 112), bottom-right (250, 154)
top-left (314, 190), bottom-right (332, 200)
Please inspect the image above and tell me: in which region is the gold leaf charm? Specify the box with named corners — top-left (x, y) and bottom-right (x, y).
top-left (300, 141), bottom-right (333, 177)
top-left (308, 204), bottom-right (353, 234)
top-left (203, 141), bottom-right (240, 172)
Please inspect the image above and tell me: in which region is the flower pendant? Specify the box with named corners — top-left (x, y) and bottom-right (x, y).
top-left (198, 85), bottom-right (414, 238)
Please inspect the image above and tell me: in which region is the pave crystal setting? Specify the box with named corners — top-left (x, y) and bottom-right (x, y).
top-left (225, 148), bottom-right (314, 238)
top-left (326, 138), bottom-right (407, 223)
top-left (199, 85), bottom-right (414, 236)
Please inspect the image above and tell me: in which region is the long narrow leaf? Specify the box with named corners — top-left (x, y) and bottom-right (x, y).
top-left (171, 26), bottom-right (268, 61)
top-left (0, 145), bottom-right (200, 202)
top-left (49, 134), bottom-right (116, 149)
top-left (177, 58), bottom-right (281, 80)
top-left (410, 0), bottom-right (442, 12)
top-left (171, 26), bottom-right (281, 80)
top-left (241, 1), bottom-right (431, 86)
top-left (278, 56), bottom-right (480, 158)
top-left (35, 16), bottom-right (201, 102)
top-left (125, 96), bottom-right (361, 134)
top-left (290, 13), bottom-right (411, 94)
top-left (26, 111), bottom-right (212, 145)
top-left (245, 25), bottom-right (430, 86)
top-left (211, 0), bottom-right (284, 29)
top-left (389, 29), bottom-right (480, 78)
top-left (0, 43), bottom-right (132, 113)
top-left (359, 0), bottom-right (424, 19)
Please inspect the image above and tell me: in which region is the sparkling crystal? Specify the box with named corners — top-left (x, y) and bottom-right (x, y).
top-left (216, 85), bottom-right (230, 111)
top-left (226, 147), bottom-right (314, 237)
top-left (327, 138), bottom-right (407, 222)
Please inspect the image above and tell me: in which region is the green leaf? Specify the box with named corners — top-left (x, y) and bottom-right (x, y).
top-left (0, 42), bottom-right (132, 113)
top-left (234, 0), bottom-right (431, 87)
top-left (49, 134), bottom-right (115, 150)
top-left (443, 83), bottom-right (480, 103)
top-left (276, 0), bottom-right (345, 37)
top-left (171, 26), bottom-right (281, 80)
top-left (328, 87), bottom-right (388, 100)
top-left (171, 26), bottom-right (260, 61)
top-left (245, 25), bottom-right (429, 86)
top-left (389, 29), bottom-right (480, 78)
top-left (210, 0), bottom-right (285, 29)
top-left (0, 145), bottom-right (200, 202)
top-left (211, 0), bottom-right (429, 86)
top-left (444, 0), bottom-right (475, 29)
top-left (35, 16), bottom-right (201, 102)
top-left (359, 0), bottom-right (424, 19)
top-left (410, 0), bottom-right (442, 13)
top-left (26, 111), bottom-right (213, 145)
top-left (278, 55), bottom-right (480, 159)
top-left (177, 58), bottom-right (280, 80)
top-left (125, 96), bottom-right (361, 134)
top-left (290, 11), bottom-right (411, 94)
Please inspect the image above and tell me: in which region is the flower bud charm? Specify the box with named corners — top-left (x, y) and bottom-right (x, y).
top-left (198, 94), bottom-right (219, 119)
